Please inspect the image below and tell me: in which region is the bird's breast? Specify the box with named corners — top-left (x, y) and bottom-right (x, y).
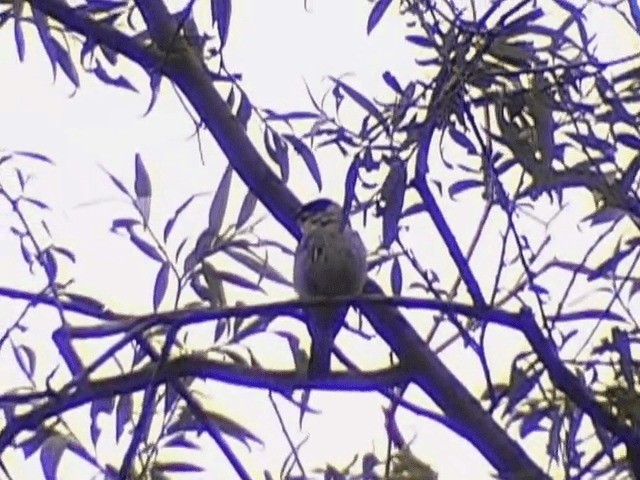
top-left (293, 228), bottom-right (366, 298)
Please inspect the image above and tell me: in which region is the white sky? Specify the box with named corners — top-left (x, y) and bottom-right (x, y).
top-left (1, 0), bottom-right (640, 479)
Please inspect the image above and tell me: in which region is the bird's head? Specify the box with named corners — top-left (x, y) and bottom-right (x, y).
top-left (295, 198), bottom-right (343, 233)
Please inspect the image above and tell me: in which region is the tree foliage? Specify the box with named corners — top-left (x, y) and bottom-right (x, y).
top-left (1, 0), bottom-right (640, 478)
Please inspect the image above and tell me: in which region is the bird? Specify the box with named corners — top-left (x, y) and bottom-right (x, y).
top-left (293, 198), bottom-right (367, 379)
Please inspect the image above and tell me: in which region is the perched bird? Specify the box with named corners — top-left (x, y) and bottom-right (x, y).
top-left (293, 198), bottom-right (367, 379)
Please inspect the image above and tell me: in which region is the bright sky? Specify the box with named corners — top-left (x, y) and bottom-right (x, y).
top-left (1, 0), bottom-right (639, 479)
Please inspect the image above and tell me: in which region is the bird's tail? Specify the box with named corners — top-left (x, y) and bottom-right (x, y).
top-left (306, 305), bottom-right (347, 379)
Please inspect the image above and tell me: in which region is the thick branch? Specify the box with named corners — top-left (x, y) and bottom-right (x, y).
top-left (0, 356), bottom-right (408, 451)
top-left (519, 308), bottom-right (640, 477)
top-left (30, 0), bottom-right (162, 71)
